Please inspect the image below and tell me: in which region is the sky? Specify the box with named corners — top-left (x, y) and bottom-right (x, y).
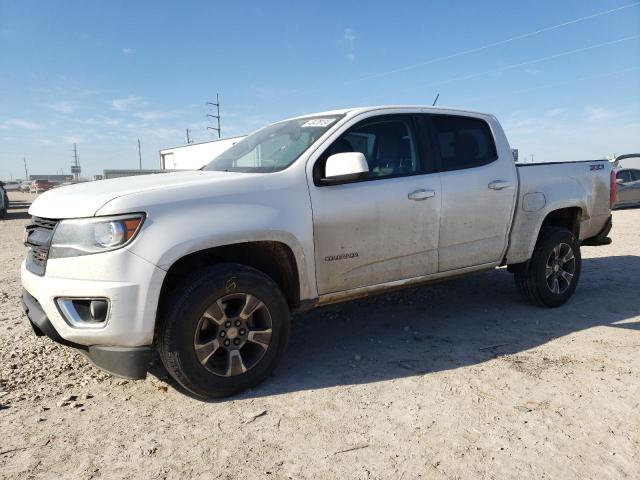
top-left (0, 0), bottom-right (639, 180)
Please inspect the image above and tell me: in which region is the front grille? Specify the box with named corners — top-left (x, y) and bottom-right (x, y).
top-left (25, 216), bottom-right (60, 276)
top-left (26, 216), bottom-right (59, 234)
top-left (31, 217), bottom-right (59, 230)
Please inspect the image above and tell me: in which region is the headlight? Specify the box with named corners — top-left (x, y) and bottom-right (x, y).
top-left (49, 214), bottom-right (145, 258)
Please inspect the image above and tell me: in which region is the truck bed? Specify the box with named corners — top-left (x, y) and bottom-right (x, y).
top-left (505, 159), bottom-right (612, 264)
top-left (516, 159), bottom-right (610, 167)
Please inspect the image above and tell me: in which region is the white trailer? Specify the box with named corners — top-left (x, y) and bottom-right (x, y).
top-left (159, 136), bottom-right (245, 170)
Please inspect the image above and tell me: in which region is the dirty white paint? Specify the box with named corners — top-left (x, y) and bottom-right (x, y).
top-left (24, 106), bottom-right (613, 348)
top-left (506, 161), bottom-right (611, 264)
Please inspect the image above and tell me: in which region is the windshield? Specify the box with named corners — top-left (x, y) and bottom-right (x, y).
top-left (204, 115), bottom-right (343, 173)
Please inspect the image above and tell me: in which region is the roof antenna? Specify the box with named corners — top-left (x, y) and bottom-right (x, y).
top-left (432, 93), bottom-right (440, 106)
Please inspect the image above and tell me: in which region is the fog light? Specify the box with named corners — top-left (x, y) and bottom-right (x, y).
top-left (89, 300), bottom-right (109, 322)
top-left (56, 298), bottom-right (110, 328)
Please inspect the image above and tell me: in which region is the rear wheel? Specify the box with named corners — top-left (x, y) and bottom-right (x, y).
top-left (158, 263), bottom-right (290, 398)
top-left (514, 227), bottom-right (581, 308)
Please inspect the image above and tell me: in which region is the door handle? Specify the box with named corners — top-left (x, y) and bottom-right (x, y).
top-left (408, 189), bottom-right (436, 201)
top-left (488, 180), bottom-right (511, 190)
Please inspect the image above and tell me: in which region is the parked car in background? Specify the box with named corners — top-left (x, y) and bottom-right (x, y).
top-left (29, 180), bottom-right (57, 194)
top-left (0, 183), bottom-right (7, 218)
top-left (614, 168), bottom-right (640, 208)
top-left (2, 181), bottom-right (21, 192)
top-left (52, 180), bottom-right (88, 189)
top-left (613, 153), bottom-right (640, 169)
top-left (20, 181), bottom-right (32, 192)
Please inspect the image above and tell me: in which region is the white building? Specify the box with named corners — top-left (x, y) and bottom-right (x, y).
top-left (159, 136), bottom-right (245, 170)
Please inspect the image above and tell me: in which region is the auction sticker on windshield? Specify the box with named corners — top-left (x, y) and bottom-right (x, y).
top-left (301, 118), bottom-right (336, 128)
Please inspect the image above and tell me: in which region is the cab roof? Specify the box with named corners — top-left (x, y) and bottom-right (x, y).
top-left (286, 105), bottom-right (493, 121)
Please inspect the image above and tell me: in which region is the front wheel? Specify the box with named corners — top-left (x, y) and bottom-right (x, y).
top-left (514, 227), bottom-right (581, 308)
top-left (158, 263), bottom-right (290, 399)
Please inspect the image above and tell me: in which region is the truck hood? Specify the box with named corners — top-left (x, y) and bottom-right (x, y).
top-left (28, 170), bottom-right (247, 219)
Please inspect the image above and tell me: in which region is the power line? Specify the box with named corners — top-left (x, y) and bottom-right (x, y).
top-left (458, 66), bottom-right (640, 103)
top-left (290, 1), bottom-right (640, 97)
top-left (382, 35), bottom-right (640, 98)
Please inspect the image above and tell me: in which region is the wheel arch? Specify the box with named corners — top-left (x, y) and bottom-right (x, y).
top-left (158, 240), bottom-right (302, 315)
top-left (539, 206), bottom-right (582, 238)
top-left (506, 204), bottom-right (584, 266)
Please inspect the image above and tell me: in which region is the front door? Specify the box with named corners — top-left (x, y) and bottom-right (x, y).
top-left (308, 114), bottom-right (441, 295)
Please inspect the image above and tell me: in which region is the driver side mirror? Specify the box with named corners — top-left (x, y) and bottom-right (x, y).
top-left (323, 152), bottom-right (369, 183)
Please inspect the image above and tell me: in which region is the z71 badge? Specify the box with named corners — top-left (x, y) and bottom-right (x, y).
top-left (590, 164), bottom-right (604, 171)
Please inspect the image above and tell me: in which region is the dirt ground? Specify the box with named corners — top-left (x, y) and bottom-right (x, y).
top-left (1, 191), bottom-right (638, 479)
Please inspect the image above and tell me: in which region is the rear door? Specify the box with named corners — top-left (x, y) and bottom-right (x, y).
top-left (308, 114), bottom-right (442, 294)
top-left (423, 114), bottom-right (517, 272)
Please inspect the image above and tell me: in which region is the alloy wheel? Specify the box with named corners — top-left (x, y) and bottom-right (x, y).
top-left (193, 293), bottom-right (273, 377)
top-left (545, 242), bottom-right (576, 294)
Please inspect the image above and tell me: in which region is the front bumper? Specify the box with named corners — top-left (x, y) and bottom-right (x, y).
top-left (22, 289), bottom-right (151, 379)
top-left (20, 248), bottom-right (165, 346)
top-left (20, 246), bottom-right (166, 379)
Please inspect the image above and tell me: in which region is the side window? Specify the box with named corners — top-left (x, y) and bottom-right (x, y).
top-left (315, 115), bottom-right (420, 183)
top-left (431, 115), bottom-right (498, 171)
top-left (617, 170), bottom-right (632, 183)
top-left (630, 170), bottom-right (640, 182)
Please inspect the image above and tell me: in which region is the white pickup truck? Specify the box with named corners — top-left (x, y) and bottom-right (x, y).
top-left (21, 105), bottom-right (615, 398)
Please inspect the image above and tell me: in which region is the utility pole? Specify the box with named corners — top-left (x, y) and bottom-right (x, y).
top-left (71, 144), bottom-right (81, 181)
top-left (186, 129), bottom-right (194, 144)
top-left (23, 157), bottom-right (29, 180)
top-left (138, 138), bottom-right (142, 170)
top-left (206, 93), bottom-right (221, 138)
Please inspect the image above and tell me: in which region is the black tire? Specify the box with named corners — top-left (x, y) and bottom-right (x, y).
top-left (158, 263), bottom-right (290, 399)
top-left (514, 227), bottom-right (581, 308)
